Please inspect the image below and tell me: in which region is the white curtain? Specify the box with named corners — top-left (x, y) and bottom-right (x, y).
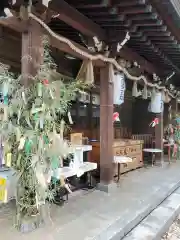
top-left (113, 73), bottom-right (126, 105)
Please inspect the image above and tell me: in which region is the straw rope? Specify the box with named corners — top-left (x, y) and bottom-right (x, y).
top-left (29, 13), bottom-right (175, 99)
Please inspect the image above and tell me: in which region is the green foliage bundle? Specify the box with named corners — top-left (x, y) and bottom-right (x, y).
top-left (0, 37), bottom-right (86, 225)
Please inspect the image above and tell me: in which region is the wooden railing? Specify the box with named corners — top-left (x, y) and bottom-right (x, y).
top-left (132, 134), bottom-right (153, 148)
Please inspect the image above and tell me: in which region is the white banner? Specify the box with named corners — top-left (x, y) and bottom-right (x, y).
top-left (148, 92), bottom-right (164, 113)
top-left (113, 73), bottom-right (126, 105)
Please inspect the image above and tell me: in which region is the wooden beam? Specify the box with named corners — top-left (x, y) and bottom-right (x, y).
top-left (120, 46), bottom-right (160, 75)
top-left (0, 17), bottom-right (24, 32)
top-left (47, 0), bottom-right (163, 75)
top-left (49, 0), bottom-right (106, 40)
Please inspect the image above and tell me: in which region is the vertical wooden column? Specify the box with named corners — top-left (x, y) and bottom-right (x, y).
top-left (155, 112), bottom-right (164, 162)
top-left (21, 20), bottom-right (43, 87)
top-left (99, 64), bottom-right (114, 190)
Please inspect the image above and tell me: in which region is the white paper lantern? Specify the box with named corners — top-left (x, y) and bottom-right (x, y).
top-left (113, 73), bottom-right (126, 105)
top-left (148, 92), bottom-right (164, 113)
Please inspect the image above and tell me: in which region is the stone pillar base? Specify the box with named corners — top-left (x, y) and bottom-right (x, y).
top-left (97, 182), bottom-right (117, 193)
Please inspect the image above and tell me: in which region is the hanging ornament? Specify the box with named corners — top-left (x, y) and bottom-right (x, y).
top-left (148, 91), bottom-right (164, 113)
top-left (25, 139), bottom-right (33, 155)
top-left (3, 106), bottom-right (8, 120)
top-left (132, 81), bottom-right (138, 97)
top-left (113, 112), bottom-right (120, 122)
top-left (149, 118), bottom-right (159, 127)
top-left (3, 96), bottom-right (8, 105)
top-left (0, 139), bottom-right (3, 167)
top-left (6, 153), bottom-right (12, 167)
top-left (142, 84), bottom-right (148, 99)
top-left (60, 119), bottom-right (65, 138)
top-left (165, 92), bottom-right (170, 103)
top-left (37, 83), bottom-right (43, 96)
top-left (162, 90), bottom-right (166, 102)
top-left (18, 137), bottom-right (26, 150)
top-left (39, 117), bottom-right (44, 129)
top-left (3, 82), bottom-right (8, 97)
top-left (43, 79), bottom-right (49, 85)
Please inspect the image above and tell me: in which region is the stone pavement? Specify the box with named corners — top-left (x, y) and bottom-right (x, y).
top-left (162, 215), bottom-right (180, 240)
top-left (1, 161), bottom-right (180, 240)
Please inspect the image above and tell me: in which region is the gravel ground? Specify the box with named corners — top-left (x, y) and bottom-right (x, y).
top-left (162, 215), bottom-right (180, 240)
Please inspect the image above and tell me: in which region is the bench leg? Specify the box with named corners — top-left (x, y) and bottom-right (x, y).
top-left (117, 163), bottom-right (120, 182)
top-left (152, 153), bottom-right (155, 166)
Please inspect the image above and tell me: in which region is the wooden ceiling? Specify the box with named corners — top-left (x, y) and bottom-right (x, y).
top-left (47, 0), bottom-right (180, 85)
top-left (1, 0), bottom-right (180, 87)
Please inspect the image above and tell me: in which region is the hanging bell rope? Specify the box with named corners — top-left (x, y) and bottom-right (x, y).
top-left (132, 81), bottom-right (138, 97)
top-left (76, 60), bottom-right (94, 84)
top-left (142, 84), bottom-right (148, 99)
top-left (165, 92), bottom-right (170, 103)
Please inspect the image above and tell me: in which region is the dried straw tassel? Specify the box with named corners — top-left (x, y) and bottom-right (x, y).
top-left (165, 93), bottom-right (171, 103)
top-left (76, 60), bottom-right (94, 84)
top-left (85, 60), bottom-right (94, 84)
top-left (142, 84), bottom-right (148, 99)
top-left (132, 81), bottom-right (138, 97)
top-left (162, 90), bottom-right (166, 102)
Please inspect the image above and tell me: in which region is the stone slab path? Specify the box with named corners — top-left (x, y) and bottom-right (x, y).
top-left (1, 161), bottom-right (180, 240)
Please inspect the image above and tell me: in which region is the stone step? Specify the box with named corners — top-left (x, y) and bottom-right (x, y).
top-left (123, 187), bottom-right (180, 240)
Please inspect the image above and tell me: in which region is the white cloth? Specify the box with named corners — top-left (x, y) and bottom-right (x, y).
top-left (113, 73), bottom-right (126, 105)
top-left (148, 92), bottom-right (164, 113)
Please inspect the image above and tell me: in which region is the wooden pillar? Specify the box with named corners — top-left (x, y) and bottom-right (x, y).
top-left (99, 64), bottom-right (114, 190)
top-left (21, 19), bottom-right (43, 87)
top-left (155, 112), bottom-right (164, 162)
top-left (176, 100), bottom-right (178, 114)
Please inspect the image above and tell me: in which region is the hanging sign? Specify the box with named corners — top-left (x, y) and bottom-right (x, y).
top-left (148, 92), bottom-right (164, 113)
top-left (113, 73), bottom-right (126, 105)
top-left (113, 112), bottom-right (120, 122)
top-left (149, 118), bottom-right (159, 127)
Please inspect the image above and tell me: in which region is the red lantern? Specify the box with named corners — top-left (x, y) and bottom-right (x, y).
top-left (113, 112), bottom-right (120, 122)
top-left (149, 118), bottom-right (159, 127)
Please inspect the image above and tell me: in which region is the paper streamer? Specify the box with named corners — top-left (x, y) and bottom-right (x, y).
top-left (18, 137), bottom-right (26, 150)
top-left (68, 111), bottom-right (73, 124)
top-left (37, 83), bottom-right (43, 97)
top-left (6, 153), bottom-right (12, 167)
top-left (22, 92), bottom-right (27, 104)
